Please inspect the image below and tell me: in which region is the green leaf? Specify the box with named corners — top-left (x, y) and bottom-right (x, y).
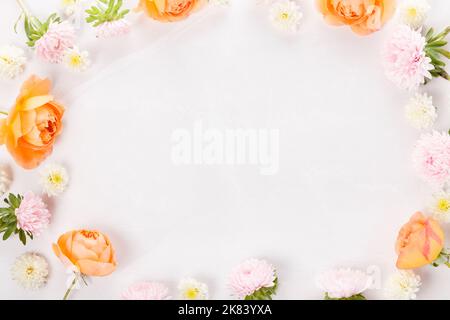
top-left (427, 40), bottom-right (448, 48)
top-left (425, 27), bottom-right (434, 41)
top-left (18, 229), bottom-right (26, 245)
top-left (2, 223), bottom-right (16, 241)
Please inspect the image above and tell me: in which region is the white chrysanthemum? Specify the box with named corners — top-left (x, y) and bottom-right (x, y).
top-left (405, 92), bottom-right (437, 130)
top-left (178, 278), bottom-right (209, 300)
top-left (0, 164), bottom-right (11, 196)
top-left (0, 45), bottom-right (27, 79)
top-left (269, 0), bottom-right (303, 34)
top-left (11, 253), bottom-right (49, 290)
top-left (399, 0), bottom-right (430, 29)
top-left (316, 268), bottom-right (372, 299)
top-left (429, 190), bottom-right (450, 223)
top-left (63, 46), bottom-right (90, 72)
top-left (39, 163), bottom-right (69, 197)
top-left (384, 270), bottom-right (421, 300)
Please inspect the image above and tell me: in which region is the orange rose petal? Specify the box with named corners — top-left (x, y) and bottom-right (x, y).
top-left (72, 241), bottom-right (99, 261)
top-left (23, 95), bottom-right (54, 111)
top-left (77, 260), bottom-right (116, 277)
top-left (0, 119), bottom-right (6, 145)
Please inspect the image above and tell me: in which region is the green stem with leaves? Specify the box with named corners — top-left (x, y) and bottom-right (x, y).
top-left (63, 277), bottom-right (77, 300)
top-left (15, 0), bottom-right (31, 17)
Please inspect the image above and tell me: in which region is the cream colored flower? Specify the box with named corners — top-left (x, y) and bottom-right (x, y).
top-left (399, 0), bottom-right (430, 29)
top-left (39, 163), bottom-right (69, 197)
top-left (0, 45), bottom-right (27, 79)
top-left (384, 270), bottom-right (421, 300)
top-left (11, 253), bottom-right (49, 290)
top-left (429, 190), bottom-right (450, 223)
top-left (63, 46), bottom-right (90, 72)
top-left (405, 92), bottom-right (437, 130)
top-left (269, 0), bottom-right (302, 34)
top-left (178, 278), bottom-right (209, 300)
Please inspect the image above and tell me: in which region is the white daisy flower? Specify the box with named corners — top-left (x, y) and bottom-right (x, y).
top-left (39, 163), bottom-right (69, 197)
top-left (405, 92), bottom-right (437, 130)
top-left (398, 0), bottom-right (430, 29)
top-left (0, 164), bottom-right (11, 197)
top-left (63, 46), bottom-right (90, 72)
top-left (11, 252), bottom-right (49, 290)
top-left (384, 270), bottom-right (421, 300)
top-left (178, 278), bottom-right (209, 300)
top-left (269, 0), bottom-right (303, 34)
top-left (429, 190), bottom-right (450, 223)
top-left (0, 45), bottom-right (27, 80)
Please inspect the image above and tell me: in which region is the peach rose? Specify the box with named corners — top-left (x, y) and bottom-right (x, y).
top-left (0, 75), bottom-right (64, 169)
top-left (136, 0), bottom-right (206, 22)
top-left (316, 0), bottom-right (396, 35)
top-left (53, 230), bottom-right (117, 276)
top-left (396, 212), bottom-right (444, 269)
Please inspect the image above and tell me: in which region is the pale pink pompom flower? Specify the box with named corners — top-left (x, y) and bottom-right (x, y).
top-left (382, 25), bottom-right (433, 91)
top-left (228, 258), bottom-right (276, 299)
top-left (15, 192), bottom-right (50, 236)
top-left (96, 20), bottom-right (130, 38)
top-left (316, 268), bottom-right (372, 299)
top-left (35, 21), bottom-right (75, 64)
top-left (412, 131), bottom-right (450, 186)
top-left (121, 282), bottom-right (171, 300)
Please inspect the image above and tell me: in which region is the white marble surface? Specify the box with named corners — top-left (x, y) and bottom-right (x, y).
top-left (0, 0), bottom-right (450, 300)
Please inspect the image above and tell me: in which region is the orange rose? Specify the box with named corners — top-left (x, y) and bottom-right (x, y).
top-left (316, 0), bottom-right (396, 35)
top-left (395, 212), bottom-right (444, 269)
top-left (0, 75), bottom-right (64, 169)
top-left (53, 230), bottom-right (117, 276)
top-left (136, 0), bottom-right (206, 22)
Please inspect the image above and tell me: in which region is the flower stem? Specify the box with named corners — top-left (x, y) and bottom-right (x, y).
top-left (63, 277), bottom-right (77, 300)
top-left (0, 111), bottom-right (8, 116)
top-left (15, 0), bottom-right (31, 17)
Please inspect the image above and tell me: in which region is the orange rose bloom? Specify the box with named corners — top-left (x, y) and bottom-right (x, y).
top-left (136, 0), bottom-right (206, 22)
top-left (395, 212), bottom-right (444, 269)
top-left (316, 0), bottom-right (396, 35)
top-left (53, 230), bottom-right (117, 277)
top-left (0, 75), bottom-right (64, 169)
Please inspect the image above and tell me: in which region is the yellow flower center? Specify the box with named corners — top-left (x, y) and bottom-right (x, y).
top-left (280, 12), bottom-right (290, 20)
top-left (437, 199), bottom-right (450, 212)
top-left (185, 288), bottom-right (199, 299)
top-left (407, 7), bottom-right (417, 17)
top-left (26, 267), bottom-right (34, 275)
top-left (69, 55), bottom-right (82, 67)
top-left (49, 173), bottom-right (63, 185)
top-left (0, 55), bottom-right (13, 65)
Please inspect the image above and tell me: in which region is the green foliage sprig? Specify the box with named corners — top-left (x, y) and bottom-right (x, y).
top-left (85, 0), bottom-right (130, 27)
top-left (425, 26), bottom-right (450, 80)
top-left (0, 193), bottom-right (33, 245)
top-left (22, 13), bottom-right (62, 47)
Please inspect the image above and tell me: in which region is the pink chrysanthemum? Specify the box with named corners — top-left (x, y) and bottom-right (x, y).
top-left (35, 21), bottom-right (75, 64)
top-left (316, 268), bottom-right (372, 299)
top-left (121, 282), bottom-right (171, 300)
top-left (382, 25), bottom-right (433, 91)
top-left (96, 20), bottom-right (130, 38)
top-left (228, 258), bottom-right (276, 299)
top-left (412, 131), bottom-right (450, 186)
top-left (15, 192), bottom-right (50, 236)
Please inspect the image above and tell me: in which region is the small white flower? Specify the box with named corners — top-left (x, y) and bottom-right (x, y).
top-left (398, 0), bottom-right (430, 29)
top-left (405, 92), bottom-right (437, 130)
top-left (11, 252), bottom-right (49, 290)
top-left (429, 190), bottom-right (450, 223)
top-left (269, 0), bottom-right (303, 34)
top-left (384, 270), bottom-right (421, 300)
top-left (63, 46), bottom-right (90, 72)
top-left (0, 164), bottom-right (12, 196)
top-left (96, 20), bottom-right (131, 38)
top-left (178, 278), bottom-right (209, 300)
top-left (39, 163), bottom-right (69, 197)
top-left (0, 45), bottom-right (27, 79)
